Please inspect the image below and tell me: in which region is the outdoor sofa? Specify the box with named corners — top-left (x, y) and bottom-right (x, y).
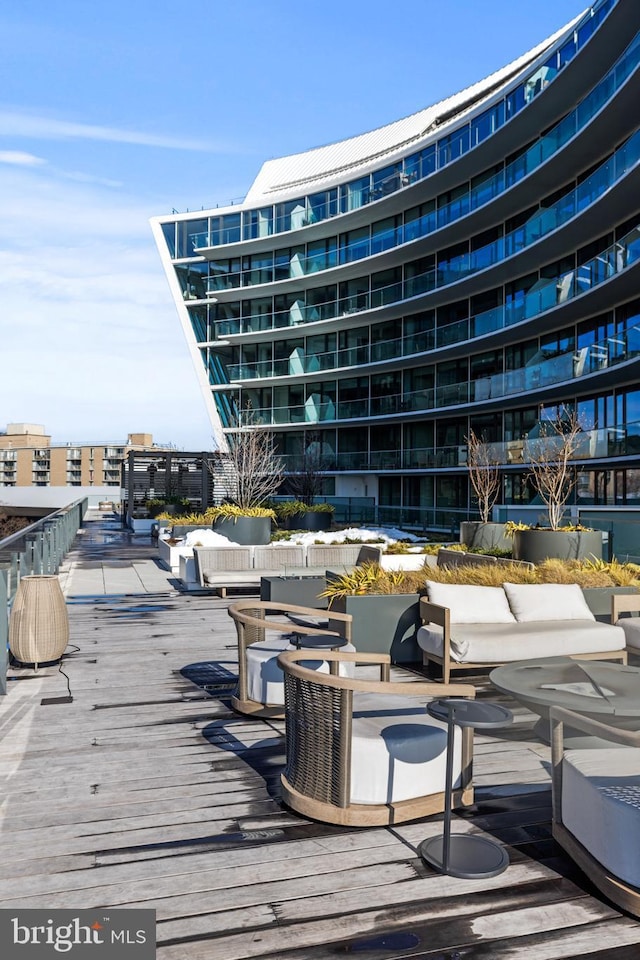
top-left (418, 582), bottom-right (627, 682)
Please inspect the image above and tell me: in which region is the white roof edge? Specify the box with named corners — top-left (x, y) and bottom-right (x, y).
top-left (243, 13), bottom-right (583, 205)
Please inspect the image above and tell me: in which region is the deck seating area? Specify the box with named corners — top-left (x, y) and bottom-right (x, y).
top-left (2, 512), bottom-right (640, 958)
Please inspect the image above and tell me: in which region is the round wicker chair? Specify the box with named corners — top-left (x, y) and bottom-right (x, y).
top-left (227, 600), bottom-right (353, 719)
top-left (278, 648), bottom-right (475, 827)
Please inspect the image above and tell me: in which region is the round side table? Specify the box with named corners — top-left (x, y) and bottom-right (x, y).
top-left (419, 697), bottom-right (513, 879)
top-left (289, 632), bottom-right (348, 650)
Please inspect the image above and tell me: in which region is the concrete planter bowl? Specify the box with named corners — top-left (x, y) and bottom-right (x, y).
top-left (460, 521), bottom-right (511, 552)
top-left (328, 593), bottom-right (421, 664)
top-left (283, 511), bottom-right (332, 532)
top-left (512, 529), bottom-right (604, 564)
top-left (212, 515), bottom-right (272, 546)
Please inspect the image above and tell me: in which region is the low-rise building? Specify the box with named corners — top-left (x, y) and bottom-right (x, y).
top-left (0, 424), bottom-right (163, 489)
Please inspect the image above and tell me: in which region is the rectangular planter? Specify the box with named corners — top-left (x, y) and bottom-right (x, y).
top-left (260, 575), bottom-right (327, 609)
top-left (582, 586), bottom-right (639, 622)
top-left (157, 539), bottom-right (193, 573)
top-left (328, 593), bottom-right (421, 664)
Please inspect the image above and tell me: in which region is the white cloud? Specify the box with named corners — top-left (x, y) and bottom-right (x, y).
top-left (0, 150), bottom-right (46, 166)
top-left (0, 108), bottom-right (226, 152)
top-left (0, 165), bottom-right (215, 450)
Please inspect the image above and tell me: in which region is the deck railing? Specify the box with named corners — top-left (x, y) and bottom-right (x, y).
top-left (0, 497), bottom-right (87, 696)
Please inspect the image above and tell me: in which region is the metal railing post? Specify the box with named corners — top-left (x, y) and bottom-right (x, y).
top-left (0, 569), bottom-right (7, 697)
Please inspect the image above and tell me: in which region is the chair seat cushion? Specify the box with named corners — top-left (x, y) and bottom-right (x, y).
top-left (417, 621), bottom-right (625, 664)
top-left (562, 745), bottom-right (640, 889)
top-left (246, 638), bottom-right (355, 704)
top-left (349, 692), bottom-right (462, 805)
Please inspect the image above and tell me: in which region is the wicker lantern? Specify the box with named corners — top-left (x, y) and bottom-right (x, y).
top-left (9, 575), bottom-right (69, 669)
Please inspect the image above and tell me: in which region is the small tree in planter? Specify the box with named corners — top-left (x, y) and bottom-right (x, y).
top-left (461, 430), bottom-right (507, 551)
top-left (514, 407), bottom-right (602, 562)
top-left (527, 407), bottom-right (583, 531)
top-left (208, 405), bottom-right (284, 544)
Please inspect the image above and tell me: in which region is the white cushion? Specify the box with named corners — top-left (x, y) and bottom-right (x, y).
top-left (616, 617), bottom-right (640, 652)
top-left (562, 745), bottom-right (640, 889)
top-left (426, 582), bottom-right (515, 624)
top-left (417, 621), bottom-right (625, 663)
top-left (349, 693), bottom-right (462, 804)
top-left (503, 583), bottom-right (595, 622)
top-left (246, 638), bottom-right (356, 705)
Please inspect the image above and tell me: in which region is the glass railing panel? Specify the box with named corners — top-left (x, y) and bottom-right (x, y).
top-left (186, 2), bottom-right (620, 252)
top-left (337, 399), bottom-right (369, 419)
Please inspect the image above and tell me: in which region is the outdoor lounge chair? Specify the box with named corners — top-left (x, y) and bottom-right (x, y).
top-left (278, 648), bottom-right (475, 826)
top-left (227, 600), bottom-right (354, 718)
top-left (551, 705), bottom-right (640, 918)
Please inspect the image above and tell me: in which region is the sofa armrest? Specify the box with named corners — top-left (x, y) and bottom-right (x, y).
top-left (612, 592), bottom-right (640, 623)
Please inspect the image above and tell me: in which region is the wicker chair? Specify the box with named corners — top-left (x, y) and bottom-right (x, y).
top-left (227, 600), bottom-right (354, 719)
top-left (278, 648), bottom-right (475, 826)
top-left (551, 706), bottom-right (640, 918)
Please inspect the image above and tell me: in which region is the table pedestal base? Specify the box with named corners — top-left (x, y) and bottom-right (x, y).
top-left (419, 833), bottom-right (509, 879)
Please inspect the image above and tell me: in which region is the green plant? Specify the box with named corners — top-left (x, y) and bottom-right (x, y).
top-left (503, 520), bottom-right (530, 537)
top-left (320, 556), bottom-right (640, 598)
top-left (209, 503), bottom-right (276, 522)
top-left (275, 499), bottom-right (335, 518)
top-left (321, 564), bottom-right (427, 599)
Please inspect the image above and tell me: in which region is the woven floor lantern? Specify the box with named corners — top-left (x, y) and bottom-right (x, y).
top-left (9, 575), bottom-right (69, 670)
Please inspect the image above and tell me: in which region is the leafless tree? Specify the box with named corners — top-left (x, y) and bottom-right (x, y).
top-left (216, 406), bottom-right (284, 510)
top-left (525, 407), bottom-right (583, 530)
top-left (465, 430), bottom-right (502, 523)
top-left (287, 436), bottom-right (332, 505)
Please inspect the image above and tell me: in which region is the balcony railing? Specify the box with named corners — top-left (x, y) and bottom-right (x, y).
top-left (213, 131), bottom-right (640, 340)
top-left (277, 420), bottom-right (640, 474)
top-left (183, 0), bottom-right (616, 252)
top-left (204, 29), bottom-right (640, 293)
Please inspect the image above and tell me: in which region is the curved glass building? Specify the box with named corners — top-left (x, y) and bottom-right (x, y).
top-left (152, 0), bottom-right (640, 529)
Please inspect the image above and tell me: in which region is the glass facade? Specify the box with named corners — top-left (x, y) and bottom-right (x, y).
top-left (153, 0), bottom-right (640, 526)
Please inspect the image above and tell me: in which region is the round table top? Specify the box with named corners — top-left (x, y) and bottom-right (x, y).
top-left (426, 697), bottom-right (513, 729)
top-left (289, 632), bottom-right (348, 650)
top-left (490, 656), bottom-right (640, 716)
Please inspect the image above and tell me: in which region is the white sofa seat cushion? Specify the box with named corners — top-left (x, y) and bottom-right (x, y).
top-left (562, 745), bottom-right (640, 889)
top-left (349, 692), bottom-right (462, 805)
top-left (417, 621), bottom-right (625, 664)
top-left (616, 617), bottom-right (640, 652)
top-left (246, 638), bottom-right (356, 704)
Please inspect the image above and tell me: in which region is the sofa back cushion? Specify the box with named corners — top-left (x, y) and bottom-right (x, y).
top-left (503, 582), bottom-right (595, 622)
top-left (425, 582), bottom-right (516, 624)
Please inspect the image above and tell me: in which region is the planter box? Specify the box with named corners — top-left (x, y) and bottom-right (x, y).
top-left (582, 586), bottom-right (639, 622)
top-left (260, 575), bottom-right (327, 609)
top-left (328, 593), bottom-right (421, 664)
top-left (170, 524), bottom-right (209, 539)
top-left (380, 554), bottom-right (432, 571)
top-left (283, 512), bottom-right (332, 532)
top-left (212, 516), bottom-right (271, 545)
top-left (460, 521), bottom-right (511, 552)
top-left (512, 529), bottom-right (603, 564)
top-left (157, 538), bottom-right (193, 573)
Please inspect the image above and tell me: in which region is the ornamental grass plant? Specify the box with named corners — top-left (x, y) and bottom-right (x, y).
top-left (322, 557), bottom-right (640, 599)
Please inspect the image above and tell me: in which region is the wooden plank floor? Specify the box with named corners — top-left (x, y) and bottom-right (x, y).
top-left (1, 516), bottom-right (639, 959)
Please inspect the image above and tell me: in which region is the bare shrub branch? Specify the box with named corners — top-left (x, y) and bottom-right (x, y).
top-left (525, 407), bottom-right (583, 530)
top-left (215, 406), bottom-right (284, 510)
top-left (465, 430), bottom-right (502, 523)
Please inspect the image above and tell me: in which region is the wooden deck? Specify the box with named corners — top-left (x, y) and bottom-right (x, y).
top-left (1, 515), bottom-right (640, 959)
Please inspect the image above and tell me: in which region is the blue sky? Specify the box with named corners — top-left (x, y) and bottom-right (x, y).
top-left (0, 0), bottom-right (586, 449)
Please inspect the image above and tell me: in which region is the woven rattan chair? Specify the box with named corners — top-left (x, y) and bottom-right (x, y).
top-left (227, 600), bottom-right (354, 719)
top-left (278, 649), bottom-right (475, 826)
